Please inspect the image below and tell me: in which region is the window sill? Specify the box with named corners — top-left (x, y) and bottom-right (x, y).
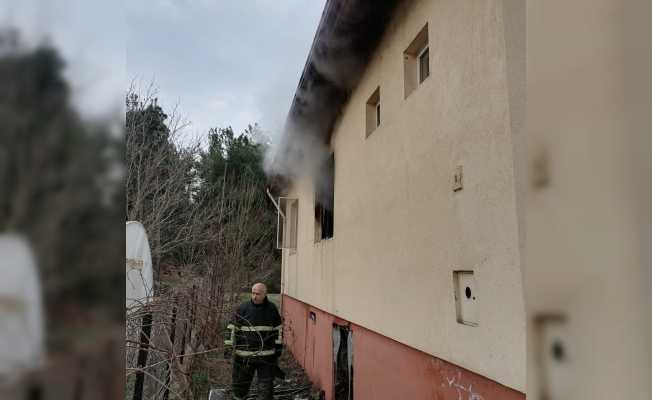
top-left (404, 76), bottom-right (430, 100)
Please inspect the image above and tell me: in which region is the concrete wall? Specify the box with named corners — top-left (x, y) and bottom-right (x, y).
top-left (282, 0), bottom-right (525, 392)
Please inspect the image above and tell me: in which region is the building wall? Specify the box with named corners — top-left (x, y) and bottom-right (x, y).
top-left (282, 294), bottom-right (524, 400)
top-left (282, 0), bottom-right (525, 392)
top-left (526, 0), bottom-right (652, 398)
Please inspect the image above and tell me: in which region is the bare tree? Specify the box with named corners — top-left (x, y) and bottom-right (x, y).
top-left (125, 85), bottom-right (279, 399)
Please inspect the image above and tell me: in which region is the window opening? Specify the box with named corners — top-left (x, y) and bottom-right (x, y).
top-left (315, 154), bottom-right (334, 241)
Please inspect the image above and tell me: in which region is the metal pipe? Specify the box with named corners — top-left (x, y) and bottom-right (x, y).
top-left (266, 188), bottom-right (285, 220)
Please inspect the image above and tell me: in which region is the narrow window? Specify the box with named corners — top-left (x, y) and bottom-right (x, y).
top-left (365, 87), bottom-right (381, 137)
top-left (403, 23), bottom-right (429, 98)
top-left (418, 46), bottom-right (429, 83)
top-left (375, 101), bottom-right (381, 127)
top-left (276, 198), bottom-right (298, 250)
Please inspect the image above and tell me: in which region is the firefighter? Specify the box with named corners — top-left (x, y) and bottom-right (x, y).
top-left (224, 283), bottom-right (283, 400)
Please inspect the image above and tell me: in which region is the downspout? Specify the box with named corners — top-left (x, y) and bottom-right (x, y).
top-left (266, 187), bottom-right (286, 325)
top-left (266, 187), bottom-right (285, 220)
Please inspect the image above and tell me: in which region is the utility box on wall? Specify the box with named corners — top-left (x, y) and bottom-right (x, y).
top-left (452, 166), bottom-right (463, 192)
top-left (453, 270), bottom-right (479, 326)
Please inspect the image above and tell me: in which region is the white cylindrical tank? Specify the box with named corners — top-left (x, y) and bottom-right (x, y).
top-left (126, 221), bottom-right (153, 311)
top-left (0, 234), bottom-right (44, 381)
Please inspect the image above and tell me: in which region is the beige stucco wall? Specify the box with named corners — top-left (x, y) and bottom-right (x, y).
top-left (526, 0), bottom-right (651, 398)
top-left (282, 0), bottom-right (525, 392)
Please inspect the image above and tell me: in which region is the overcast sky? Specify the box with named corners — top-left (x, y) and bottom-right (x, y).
top-left (1, 1), bottom-right (325, 145)
top-left (127, 0), bottom-right (325, 145)
top-left (1, 0), bottom-right (126, 120)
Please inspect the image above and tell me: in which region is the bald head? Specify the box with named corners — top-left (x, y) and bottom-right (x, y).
top-left (251, 283), bottom-right (267, 304)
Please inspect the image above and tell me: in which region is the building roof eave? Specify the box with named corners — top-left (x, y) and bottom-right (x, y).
top-left (268, 0), bottom-right (401, 187)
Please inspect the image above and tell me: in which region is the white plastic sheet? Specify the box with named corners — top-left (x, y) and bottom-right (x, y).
top-left (126, 221), bottom-right (153, 311)
top-left (0, 235), bottom-right (44, 381)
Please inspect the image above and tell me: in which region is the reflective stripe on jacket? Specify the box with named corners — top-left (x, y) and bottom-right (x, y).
top-left (224, 297), bottom-right (282, 357)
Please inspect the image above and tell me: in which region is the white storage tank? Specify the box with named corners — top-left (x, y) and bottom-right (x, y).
top-left (126, 221), bottom-right (153, 311)
top-left (0, 234), bottom-right (44, 381)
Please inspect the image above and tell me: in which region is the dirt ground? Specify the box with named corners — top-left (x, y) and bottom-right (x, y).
top-left (194, 349), bottom-right (322, 400)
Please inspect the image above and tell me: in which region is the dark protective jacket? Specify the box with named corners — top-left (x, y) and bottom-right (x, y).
top-left (224, 297), bottom-right (282, 358)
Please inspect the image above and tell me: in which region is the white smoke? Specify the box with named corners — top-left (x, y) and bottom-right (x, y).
top-left (263, 0), bottom-right (400, 190)
top-left (263, 119), bottom-right (331, 186)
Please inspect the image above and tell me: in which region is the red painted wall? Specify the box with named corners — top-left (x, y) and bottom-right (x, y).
top-left (282, 295), bottom-right (524, 400)
top-left (282, 294), bottom-right (337, 399)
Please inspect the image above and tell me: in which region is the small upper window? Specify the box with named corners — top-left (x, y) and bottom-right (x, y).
top-left (418, 46), bottom-right (429, 83)
top-left (365, 87), bottom-right (381, 137)
top-left (404, 23), bottom-right (429, 98)
top-left (276, 198), bottom-right (298, 250)
top-left (375, 101), bottom-right (381, 127)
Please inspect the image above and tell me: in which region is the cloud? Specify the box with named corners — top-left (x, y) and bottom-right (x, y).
top-left (2, 0), bottom-right (125, 119)
top-left (127, 0), bottom-right (325, 143)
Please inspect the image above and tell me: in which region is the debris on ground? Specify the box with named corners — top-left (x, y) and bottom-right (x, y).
top-left (204, 351), bottom-right (323, 400)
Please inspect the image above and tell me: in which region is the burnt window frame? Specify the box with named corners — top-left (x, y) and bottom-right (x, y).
top-left (314, 154), bottom-right (335, 241)
top-left (276, 197), bottom-right (299, 251)
top-left (403, 23), bottom-right (429, 98)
